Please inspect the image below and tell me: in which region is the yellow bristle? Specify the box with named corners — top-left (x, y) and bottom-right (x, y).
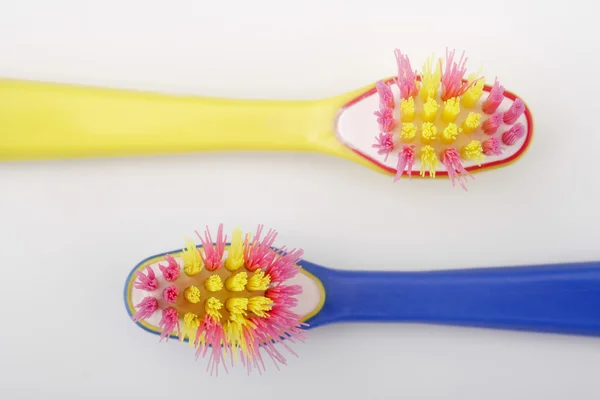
top-left (182, 237), bottom-right (203, 276)
top-left (461, 72), bottom-right (485, 108)
top-left (420, 122), bottom-right (437, 144)
top-left (181, 312), bottom-right (200, 346)
top-left (226, 297), bottom-right (249, 315)
top-left (442, 97), bottom-right (460, 123)
top-left (184, 285), bottom-right (201, 304)
top-left (205, 297), bottom-right (223, 320)
top-left (204, 275), bottom-right (223, 292)
top-left (246, 270), bottom-right (271, 291)
top-left (224, 315), bottom-right (251, 363)
top-left (248, 296), bottom-right (273, 318)
top-left (420, 54), bottom-right (441, 101)
top-left (225, 272), bottom-right (248, 292)
top-left (400, 97), bottom-right (415, 122)
top-left (225, 226), bottom-right (245, 271)
top-left (420, 145), bottom-right (439, 178)
top-left (441, 123), bottom-right (460, 144)
top-left (421, 98), bottom-right (439, 122)
top-left (461, 112), bottom-right (482, 134)
top-left (400, 123), bottom-right (417, 142)
top-left (461, 140), bottom-right (485, 165)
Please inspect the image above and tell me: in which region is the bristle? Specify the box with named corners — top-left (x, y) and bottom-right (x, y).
top-left (440, 48), bottom-right (479, 101)
top-left (461, 72), bottom-right (485, 108)
top-left (420, 145), bottom-right (439, 177)
top-left (197, 224), bottom-right (226, 271)
top-left (133, 266), bottom-right (158, 292)
top-left (441, 123), bottom-right (460, 144)
top-left (375, 80), bottom-right (395, 109)
top-left (158, 307), bottom-right (180, 341)
top-left (442, 97), bottom-right (460, 123)
top-left (372, 132), bottom-right (395, 161)
top-left (482, 78), bottom-right (504, 114)
top-left (502, 123), bottom-right (525, 145)
top-left (394, 49), bottom-right (420, 99)
top-left (184, 286), bottom-right (201, 304)
top-left (503, 99), bottom-right (525, 124)
top-left (133, 225), bottom-right (305, 375)
top-left (374, 107), bottom-right (396, 133)
top-left (163, 285), bottom-right (179, 303)
top-left (393, 144), bottom-right (415, 181)
top-left (247, 270), bottom-right (271, 291)
top-left (182, 237), bottom-right (203, 276)
top-left (399, 123), bottom-right (416, 142)
top-left (420, 122), bottom-right (437, 144)
top-left (244, 225), bottom-right (277, 271)
top-left (205, 275), bottom-right (224, 292)
top-left (440, 148), bottom-right (472, 191)
top-left (421, 98), bottom-right (439, 122)
top-left (158, 254), bottom-right (180, 282)
top-left (248, 296), bottom-right (273, 318)
top-left (205, 297), bottom-right (224, 320)
top-left (225, 272), bottom-right (248, 292)
top-left (420, 53), bottom-right (441, 101)
top-left (482, 136), bottom-right (503, 156)
top-left (461, 140), bottom-right (485, 165)
top-left (482, 113), bottom-right (502, 135)
top-left (132, 296), bottom-right (158, 322)
top-left (225, 226), bottom-right (245, 271)
top-left (461, 112), bottom-right (481, 134)
top-left (400, 98), bottom-right (415, 122)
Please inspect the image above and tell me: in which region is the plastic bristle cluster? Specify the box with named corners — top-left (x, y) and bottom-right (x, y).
top-left (373, 48), bottom-right (527, 190)
top-left (131, 224), bottom-right (306, 375)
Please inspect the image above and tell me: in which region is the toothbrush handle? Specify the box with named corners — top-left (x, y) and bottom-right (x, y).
top-left (304, 261), bottom-right (600, 336)
top-left (0, 78), bottom-right (357, 161)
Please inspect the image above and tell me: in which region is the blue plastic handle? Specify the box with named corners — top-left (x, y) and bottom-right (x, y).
top-left (301, 260), bottom-right (600, 336)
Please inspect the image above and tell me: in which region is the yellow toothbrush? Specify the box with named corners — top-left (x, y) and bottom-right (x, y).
top-left (0, 49), bottom-right (532, 188)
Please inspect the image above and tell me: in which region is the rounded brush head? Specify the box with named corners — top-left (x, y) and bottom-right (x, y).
top-left (125, 224), bottom-right (324, 375)
top-left (336, 48), bottom-right (533, 190)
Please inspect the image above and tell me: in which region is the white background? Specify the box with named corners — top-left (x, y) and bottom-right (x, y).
top-left (0, 1), bottom-right (599, 399)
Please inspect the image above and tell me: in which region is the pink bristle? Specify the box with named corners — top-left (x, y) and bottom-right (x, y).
top-left (132, 296), bottom-right (158, 322)
top-left (244, 225), bottom-right (277, 271)
top-left (482, 113), bottom-right (503, 135)
top-left (482, 78), bottom-right (505, 114)
top-left (502, 123), bottom-right (526, 145)
top-left (158, 254), bottom-right (180, 282)
top-left (440, 148), bottom-right (473, 191)
top-left (162, 285), bottom-right (179, 303)
top-left (482, 137), bottom-right (503, 156)
top-left (133, 265), bottom-right (158, 291)
top-left (372, 132), bottom-right (395, 161)
top-left (158, 307), bottom-right (180, 341)
top-left (394, 49), bottom-right (419, 99)
top-left (195, 316), bottom-right (228, 376)
top-left (440, 48), bottom-right (478, 101)
top-left (373, 107), bottom-right (396, 133)
top-left (264, 247), bottom-right (303, 283)
top-left (376, 80), bottom-right (395, 109)
top-left (393, 144), bottom-right (416, 182)
top-left (503, 99), bottom-right (525, 124)
top-left (196, 223), bottom-right (227, 271)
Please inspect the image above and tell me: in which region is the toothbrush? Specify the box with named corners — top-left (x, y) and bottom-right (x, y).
top-left (0, 48), bottom-right (532, 189)
top-left (124, 225), bottom-right (600, 375)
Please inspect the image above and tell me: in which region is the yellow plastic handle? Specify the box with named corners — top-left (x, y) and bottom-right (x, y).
top-left (0, 78), bottom-right (383, 173)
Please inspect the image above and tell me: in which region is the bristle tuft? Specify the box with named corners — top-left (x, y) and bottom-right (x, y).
top-left (440, 48), bottom-right (479, 101)
top-left (158, 254), bottom-right (180, 282)
top-left (482, 78), bottom-right (504, 114)
top-left (482, 113), bottom-right (502, 135)
top-left (244, 225), bottom-right (277, 271)
top-left (248, 296), bottom-right (273, 318)
top-left (132, 296), bottom-right (158, 322)
top-left (421, 98), bottom-right (439, 122)
top-left (197, 223), bottom-right (226, 271)
top-left (482, 136), bottom-right (503, 156)
top-left (503, 98), bottom-right (525, 125)
top-left (133, 266), bottom-right (158, 292)
top-left (400, 97), bottom-right (415, 122)
top-left (204, 275), bottom-right (224, 292)
top-left (375, 80), bottom-right (395, 109)
top-left (226, 272), bottom-right (248, 292)
top-left (461, 72), bottom-right (485, 108)
top-left (182, 237), bottom-right (203, 276)
top-left (420, 53), bottom-right (441, 101)
top-left (394, 49), bottom-right (420, 99)
top-left (461, 112), bottom-right (481, 134)
top-left (158, 307), bottom-right (180, 341)
top-left (400, 123), bottom-right (416, 142)
top-left (419, 145), bottom-right (439, 177)
top-left (374, 107), bottom-right (396, 133)
top-left (205, 297), bottom-right (224, 321)
top-left (246, 270), bottom-right (271, 291)
top-left (163, 285), bottom-right (179, 303)
top-left (441, 123), bottom-right (460, 144)
top-left (184, 285), bottom-right (202, 304)
top-left (442, 97), bottom-right (460, 123)
top-left (225, 226), bottom-right (245, 271)
top-left (393, 144), bottom-right (416, 181)
top-left (461, 140), bottom-right (485, 165)
top-left (502, 123), bottom-right (526, 145)
top-left (372, 132), bottom-right (395, 161)
top-left (420, 122), bottom-right (437, 144)
top-left (440, 148), bottom-right (472, 191)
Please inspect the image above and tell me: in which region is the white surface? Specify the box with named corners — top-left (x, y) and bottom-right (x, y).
top-left (0, 1), bottom-right (599, 399)
top-left (337, 83), bottom-right (529, 171)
